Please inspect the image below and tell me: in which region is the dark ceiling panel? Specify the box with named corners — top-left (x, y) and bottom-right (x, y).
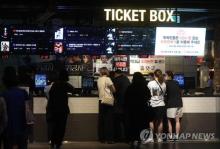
top-left (0, 0), bottom-right (220, 25)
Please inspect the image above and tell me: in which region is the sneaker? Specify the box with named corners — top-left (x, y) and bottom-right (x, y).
top-left (167, 135), bottom-right (174, 142)
top-left (173, 134), bottom-right (180, 142)
top-left (133, 140), bottom-right (139, 146)
top-left (157, 138), bottom-right (163, 143)
top-left (142, 138), bottom-right (154, 144)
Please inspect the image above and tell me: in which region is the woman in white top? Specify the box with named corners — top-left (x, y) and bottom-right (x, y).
top-left (145, 69), bottom-right (166, 143)
top-left (97, 67), bottom-right (116, 144)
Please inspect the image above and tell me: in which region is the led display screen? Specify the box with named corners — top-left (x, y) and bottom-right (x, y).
top-left (155, 27), bottom-right (206, 56)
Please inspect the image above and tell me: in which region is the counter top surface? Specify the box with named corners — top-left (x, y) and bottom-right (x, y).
top-left (182, 95), bottom-right (220, 97)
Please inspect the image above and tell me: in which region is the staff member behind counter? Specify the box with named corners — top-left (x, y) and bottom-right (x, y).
top-left (46, 69), bottom-right (75, 149)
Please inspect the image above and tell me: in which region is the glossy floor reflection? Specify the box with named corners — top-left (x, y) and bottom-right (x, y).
top-left (29, 141), bottom-right (220, 149)
top-left (139, 141), bottom-right (220, 149)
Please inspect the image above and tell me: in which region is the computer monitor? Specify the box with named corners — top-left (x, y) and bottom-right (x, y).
top-left (173, 74), bottom-right (184, 88)
top-left (82, 76), bottom-right (94, 95)
top-left (82, 76), bottom-right (94, 89)
top-left (35, 74), bottom-right (47, 88)
top-left (184, 77), bottom-right (196, 89)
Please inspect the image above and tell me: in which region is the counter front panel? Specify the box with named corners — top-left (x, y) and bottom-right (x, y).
top-left (33, 96), bottom-right (220, 141)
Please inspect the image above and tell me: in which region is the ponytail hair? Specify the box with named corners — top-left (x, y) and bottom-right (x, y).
top-left (154, 69), bottom-right (164, 84)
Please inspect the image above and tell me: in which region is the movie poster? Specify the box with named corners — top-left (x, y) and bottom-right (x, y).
top-left (65, 55), bottom-right (93, 76)
top-left (93, 55), bottom-right (113, 74)
top-left (113, 55), bottom-right (129, 74)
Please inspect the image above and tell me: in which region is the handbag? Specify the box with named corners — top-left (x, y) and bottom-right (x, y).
top-left (101, 78), bottom-right (114, 106)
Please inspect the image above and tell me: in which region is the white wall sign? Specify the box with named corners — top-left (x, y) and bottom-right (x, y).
top-left (129, 55), bottom-right (165, 74)
top-left (155, 27), bottom-right (206, 56)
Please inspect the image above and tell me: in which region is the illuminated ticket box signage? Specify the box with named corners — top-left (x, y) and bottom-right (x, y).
top-left (104, 9), bottom-right (177, 23)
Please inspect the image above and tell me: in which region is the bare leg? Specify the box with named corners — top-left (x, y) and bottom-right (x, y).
top-left (175, 117), bottom-right (181, 138)
top-left (155, 120), bottom-right (163, 142)
top-left (149, 121), bottom-right (154, 131)
top-left (168, 118), bottom-right (173, 138)
top-left (157, 120), bottom-right (163, 134)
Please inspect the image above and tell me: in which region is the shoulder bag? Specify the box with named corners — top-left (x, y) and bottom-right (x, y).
top-left (101, 78), bottom-right (115, 106)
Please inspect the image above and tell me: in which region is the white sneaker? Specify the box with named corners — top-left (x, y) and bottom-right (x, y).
top-left (167, 134), bottom-right (174, 142)
top-left (142, 138), bottom-right (154, 144)
top-left (133, 140), bottom-right (139, 146)
top-left (157, 138), bottom-right (163, 143)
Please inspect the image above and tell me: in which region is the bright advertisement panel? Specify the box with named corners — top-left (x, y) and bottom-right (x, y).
top-left (129, 55), bottom-right (165, 75)
top-left (155, 27), bottom-right (206, 56)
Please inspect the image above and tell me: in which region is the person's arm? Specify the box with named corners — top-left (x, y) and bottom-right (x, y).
top-left (109, 84), bottom-right (116, 93)
top-left (107, 78), bottom-right (116, 93)
top-left (146, 86), bottom-right (151, 101)
top-left (66, 82), bottom-right (75, 94)
top-left (23, 90), bottom-right (33, 122)
top-left (147, 82), bottom-right (153, 96)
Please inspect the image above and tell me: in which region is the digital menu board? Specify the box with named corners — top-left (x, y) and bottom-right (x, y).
top-left (10, 26), bottom-right (52, 54)
top-left (0, 26), bottom-right (10, 53)
top-left (53, 27), bottom-right (114, 55)
top-left (115, 27), bottom-right (155, 55)
top-left (65, 27), bottom-right (106, 54)
top-left (155, 27), bottom-right (206, 56)
top-left (1, 26), bottom-right (157, 55)
top-left (53, 27), bottom-right (156, 55)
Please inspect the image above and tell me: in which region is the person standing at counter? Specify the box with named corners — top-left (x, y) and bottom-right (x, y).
top-left (97, 67), bottom-right (116, 144)
top-left (113, 69), bottom-right (130, 142)
top-left (124, 72), bottom-right (151, 146)
top-left (1, 66), bottom-right (29, 149)
top-left (165, 71), bottom-right (183, 141)
top-left (0, 97), bottom-right (7, 149)
top-left (46, 69), bottom-right (74, 149)
top-left (146, 69), bottom-right (166, 143)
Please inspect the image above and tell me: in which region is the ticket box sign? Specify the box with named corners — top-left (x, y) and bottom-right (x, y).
top-left (104, 8), bottom-right (178, 23)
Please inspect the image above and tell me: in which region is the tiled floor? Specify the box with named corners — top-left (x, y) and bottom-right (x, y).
top-left (28, 141), bottom-right (220, 149)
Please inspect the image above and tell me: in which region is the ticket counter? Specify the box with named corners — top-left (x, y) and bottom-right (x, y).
top-left (33, 96), bottom-right (220, 142)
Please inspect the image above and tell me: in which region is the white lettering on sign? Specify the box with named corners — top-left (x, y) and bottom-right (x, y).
top-left (104, 9), bottom-right (111, 21)
top-left (150, 10), bottom-right (174, 22)
top-left (104, 9), bottom-right (146, 22)
top-left (132, 10), bottom-right (138, 21)
top-left (166, 10), bottom-right (174, 22)
top-left (104, 9), bottom-right (175, 22)
top-left (124, 9), bottom-right (132, 21)
top-left (150, 10), bottom-right (157, 22)
top-left (139, 10), bottom-right (146, 21)
top-left (116, 9), bottom-right (123, 21)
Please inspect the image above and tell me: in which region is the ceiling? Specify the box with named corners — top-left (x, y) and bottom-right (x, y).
top-left (0, 0), bottom-right (220, 26)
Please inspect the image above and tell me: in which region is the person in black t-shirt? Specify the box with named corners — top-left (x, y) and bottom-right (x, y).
top-left (165, 71), bottom-right (183, 140)
top-left (113, 69), bottom-right (130, 142)
top-left (46, 69), bottom-right (74, 149)
top-left (124, 72), bottom-right (151, 145)
top-left (1, 66), bottom-right (29, 149)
